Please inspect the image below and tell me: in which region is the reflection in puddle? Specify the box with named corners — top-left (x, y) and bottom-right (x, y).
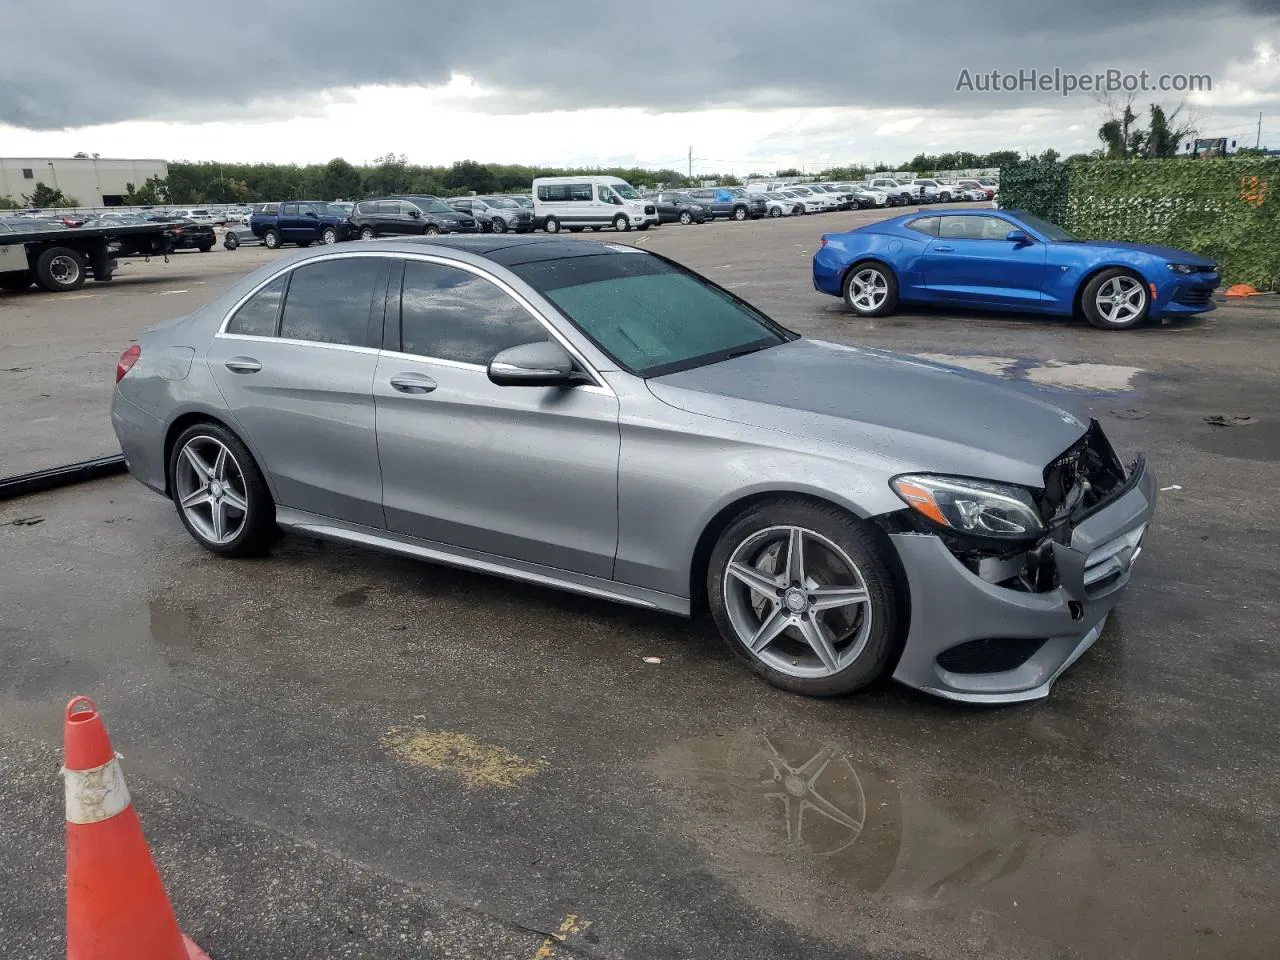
top-left (649, 730), bottom-right (1278, 960)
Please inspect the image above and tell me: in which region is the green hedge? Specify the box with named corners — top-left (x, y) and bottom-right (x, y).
top-left (1000, 157), bottom-right (1280, 288)
top-left (1066, 158), bottom-right (1280, 289)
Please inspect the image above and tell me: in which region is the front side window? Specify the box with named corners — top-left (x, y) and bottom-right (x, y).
top-left (511, 253), bottom-right (790, 378)
top-left (399, 261), bottom-right (548, 365)
top-left (939, 215), bottom-right (1014, 240)
top-left (598, 185), bottom-right (621, 205)
top-left (278, 258), bottom-right (386, 346)
top-left (226, 274), bottom-right (287, 336)
top-left (611, 183), bottom-right (641, 200)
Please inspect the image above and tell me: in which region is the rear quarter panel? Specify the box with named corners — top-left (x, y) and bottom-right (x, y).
top-left (815, 226), bottom-right (931, 297)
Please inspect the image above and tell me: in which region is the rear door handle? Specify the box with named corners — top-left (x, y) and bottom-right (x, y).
top-left (224, 357), bottom-right (261, 373)
top-left (389, 373), bottom-right (438, 394)
top-left (933, 245), bottom-right (954, 252)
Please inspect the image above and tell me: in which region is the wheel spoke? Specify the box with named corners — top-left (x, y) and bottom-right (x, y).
top-left (212, 445), bottom-right (229, 482)
top-left (179, 488), bottom-right (211, 509)
top-left (794, 744), bottom-right (836, 782)
top-left (803, 791), bottom-right (864, 832)
top-left (784, 527), bottom-right (805, 584)
top-left (221, 488), bottom-right (248, 513)
top-left (182, 445), bottom-right (213, 479)
top-left (799, 614), bottom-right (841, 673)
top-left (209, 500), bottom-right (226, 542)
top-left (748, 606), bottom-right (791, 653)
top-left (809, 585), bottom-right (869, 611)
top-left (727, 561), bottom-right (783, 601)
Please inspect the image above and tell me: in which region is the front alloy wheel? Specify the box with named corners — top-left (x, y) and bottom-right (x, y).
top-left (359, 226), bottom-right (376, 240)
top-left (321, 227), bottom-right (338, 244)
top-left (1083, 269), bottom-right (1150, 329)
top-left (708, 500), bottom-right (902, 696)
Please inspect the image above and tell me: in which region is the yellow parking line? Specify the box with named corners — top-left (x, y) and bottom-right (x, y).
top-left (532, 914), bottom-right (591, 958)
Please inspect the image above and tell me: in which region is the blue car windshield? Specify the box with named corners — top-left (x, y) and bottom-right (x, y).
top-left (1017, 212), bottom-right (1080, 242)
top-left (511, 252), bottom-right (793, 377)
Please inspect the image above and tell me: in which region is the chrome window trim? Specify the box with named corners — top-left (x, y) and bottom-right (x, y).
top-left (216, 333), bottom-right (381, 355)
top-left (215, 249), bottom-right (615, 396)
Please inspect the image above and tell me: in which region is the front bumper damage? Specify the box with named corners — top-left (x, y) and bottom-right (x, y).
top-left (888, 455), bottom-right (1157, 704)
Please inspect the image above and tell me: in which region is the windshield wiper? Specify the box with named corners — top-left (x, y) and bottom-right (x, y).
top-left (726, 344), bottom-right (771, 359)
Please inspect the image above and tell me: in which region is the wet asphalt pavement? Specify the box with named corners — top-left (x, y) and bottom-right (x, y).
top-left (2, 211), bottom-right (1279, 959)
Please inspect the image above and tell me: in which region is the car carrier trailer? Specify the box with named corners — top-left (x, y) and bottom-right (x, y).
top-left (0, 221), bottom-right (179, 293)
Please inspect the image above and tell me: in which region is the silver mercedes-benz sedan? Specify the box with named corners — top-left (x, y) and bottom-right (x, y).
top-left (111, 236), bottom-right (1156, 704)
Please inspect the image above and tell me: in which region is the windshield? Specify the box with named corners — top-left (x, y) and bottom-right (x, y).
top-left (420, 199), bottom-right (455, 213)
top-left (1015, 212), bottom-right (1080, 241)
top-left (509, 196), bottom-right (533, 206)
top-left (510, 252), bottom-right (792, 378)
top-left (486, 197), bottom-right (519, 208)
top-left (611, 183), bottom-right (641, 200)
top-left (788, 187), bottom-right (812, 195)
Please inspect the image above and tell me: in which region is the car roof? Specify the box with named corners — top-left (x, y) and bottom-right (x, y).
top-left (399, 234), bottom-right (634, 266)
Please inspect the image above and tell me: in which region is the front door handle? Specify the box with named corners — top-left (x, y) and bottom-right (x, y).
top-left (933, 245), bottom-right (954, 252)
top-left (224, 357), bottom-right (261, 373)
top-left (389, 373), bottom-right (438, 394)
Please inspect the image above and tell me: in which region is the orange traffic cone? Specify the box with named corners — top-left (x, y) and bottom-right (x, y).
top-left (63, 696), bottom-right (210, 960)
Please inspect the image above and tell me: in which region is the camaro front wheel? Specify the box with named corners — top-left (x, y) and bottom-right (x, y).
top-left (1082, 268), bottom-right (1150, 330)
top-left (842, 261), bottom-right (898, 317)
top-left (707, 498), bottom-right (903, 697)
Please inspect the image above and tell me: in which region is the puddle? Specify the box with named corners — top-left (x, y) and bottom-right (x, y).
top-left (1191, 418), bottom-right (1280, 462)
top-left (649, 730), bottom-right (1279, 959)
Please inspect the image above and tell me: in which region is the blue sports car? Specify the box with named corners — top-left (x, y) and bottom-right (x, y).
top-left (812, 208), bottom-right (1220, 329)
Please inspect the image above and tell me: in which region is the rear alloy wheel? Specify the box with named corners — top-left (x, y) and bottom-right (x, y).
top-left (321, 226), bottom-right (338, 244)
top-left (613, 214), bottom-right (630, 232)
top-left (679, 211), bottom-right (692, 225)
top-left (169, 423), bottom-right (277, 558)
top-left (359, 225), bottom-right (376, 241)
top-left (1083, 268), bottom-right (1150, 330)
top-left (842, 261), bottom-right (898, 317)
top-left (262, 229), bottom-right (281, 250)
top-left (708, 499), bottom-right (902, 697)
top-left (34, 247), bottom-right (87, 292)
top-left (543, 216), bottom-right (560, 234)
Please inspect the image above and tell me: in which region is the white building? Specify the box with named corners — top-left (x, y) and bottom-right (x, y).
top-left (0, 157), bottom-right (169, 208)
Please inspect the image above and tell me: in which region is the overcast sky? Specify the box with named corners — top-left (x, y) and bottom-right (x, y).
top-left (1, 0), bottom-right (1277, 172)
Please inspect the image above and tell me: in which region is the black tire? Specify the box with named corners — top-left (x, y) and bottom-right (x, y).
top-left (568, 226), bottom-right (584, 232)
top-left (543, 216), bottom-right (560, 234)
top-left (679, 211), bottom-right (692, 225)
top-left (90, 250), bottom-right (114, 281)
top-left (1081, 267), bottom-right (1151, 330)
top-left (590, 225), bottom-right (602, 232)
top-left (224, 233), bottom-right (240, 250)
top-left (197, 242), bottom-right (213, 253)
top-left (732, 205), bottom-right (748, 221)
top-left (321, 226), bottom-right (338, 245)
top-left (636, 223), bottom-right (651, 231)
top-left (0, 271), bottom-right (33, 291)
top-left (262, 229), bottom-right (281, 250)
top-left (491, 218), bottom-right (507, 234)
top-left (769, 206), bottom-right (782, 218)
top-left (297, 241), bottom-right (312, 248)
top-left (613, 214), bottom-right (630, 232)
top-left (168, 422), bottom-right (278, 558)
top-left (939, 192), bottom-right (952, 203)
top-left (34, 246), bottom-right (87, 292)
top-left (707, 498), bottom-right (904, 697)
top-left (359, 225), bottom-right (376, 241)
top-left (842, 260), bottom-right (899, 317)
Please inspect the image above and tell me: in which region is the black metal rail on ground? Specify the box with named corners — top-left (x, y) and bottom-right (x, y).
top-left (0, 455), bottom-right (127, 501)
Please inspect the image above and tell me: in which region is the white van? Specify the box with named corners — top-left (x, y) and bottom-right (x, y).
top-left (532, 176), bottom-right (658, 233)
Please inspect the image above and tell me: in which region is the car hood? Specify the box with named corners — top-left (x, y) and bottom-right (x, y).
top-left (1067, 239), bottom-right (1216, 266)
top-left (647, 339), bottom-right (1089, 488)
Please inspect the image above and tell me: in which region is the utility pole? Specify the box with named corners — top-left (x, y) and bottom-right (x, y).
top-left (688, 145), bottom-right (692, 180)
top-left (1257, 112), bottom-right (1263, 149)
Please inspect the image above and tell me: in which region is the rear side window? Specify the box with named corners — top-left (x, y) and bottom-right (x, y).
top-left (537, 184), bottom-right (572, 202)
top-left (906, 216), bottom-right (939, 237)
top-left (399, 261), bottom-right (548, 364)
top-left (278, 258), bottom-right (386, 346)
top-left (569, 183), bottom-right (593, 202)
top-left (226, 274), bottom-right (287, 336)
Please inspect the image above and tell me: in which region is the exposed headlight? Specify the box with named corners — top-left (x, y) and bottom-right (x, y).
top-left (1168, 263), bottom-right (1198, 274)
top-left (891, 474), bottom-right (1044, 539)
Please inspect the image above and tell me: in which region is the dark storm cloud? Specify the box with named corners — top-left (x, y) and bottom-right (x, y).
top-left (0, 0), bottom-right (1274, 129)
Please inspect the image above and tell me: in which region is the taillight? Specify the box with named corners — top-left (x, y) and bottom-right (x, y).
top-left (820, 237), bottom-right (829, 247)
top-left (116, 345), bottom-right (140, 382)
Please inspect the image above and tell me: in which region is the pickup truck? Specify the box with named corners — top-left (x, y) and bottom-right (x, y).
top-left (250, 200), bottom-right (355, 249)
top-left (684, 187), bottom-right (768, 221)
top-left (0, 217), bottom-right (177, 292)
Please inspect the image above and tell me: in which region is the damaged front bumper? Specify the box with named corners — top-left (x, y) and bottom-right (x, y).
top-left (889, 457), bottom-right (1157, 704)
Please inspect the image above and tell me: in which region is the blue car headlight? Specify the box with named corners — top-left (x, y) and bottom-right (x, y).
top-left (1168, 263), bottom-right (1198, 275)
top-left (891, 474), bottom-right (1045, 539)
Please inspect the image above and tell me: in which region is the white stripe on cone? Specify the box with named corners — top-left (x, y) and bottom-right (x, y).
top-left (62, 755), bottom-right (131, 824)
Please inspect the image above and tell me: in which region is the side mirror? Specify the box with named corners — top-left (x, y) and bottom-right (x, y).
top-left (408, 209), bottom-right (421, 218)
top-left (1006, 229), bottom-right (1032, 245)
top-left (305, 210), bottom-right (318, 218)
top-left (488, 341), bottom-right (584, 388)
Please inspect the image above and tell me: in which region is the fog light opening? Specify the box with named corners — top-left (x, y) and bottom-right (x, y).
top-left (1068, 601), bottom-right (1084, 621)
